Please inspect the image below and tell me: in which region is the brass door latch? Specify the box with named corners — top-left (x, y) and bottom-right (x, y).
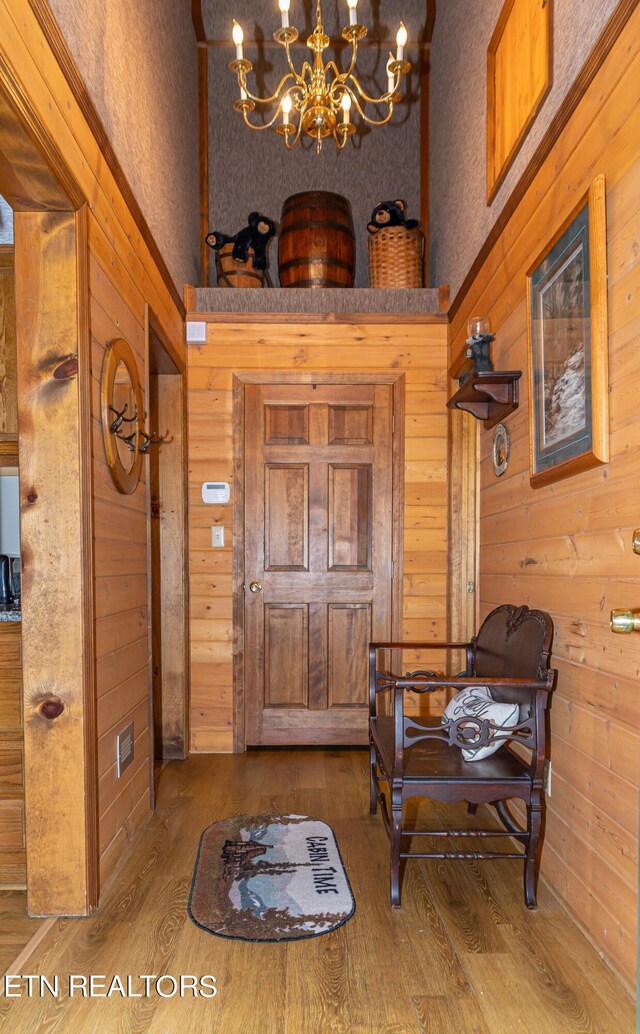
top-left (610, 530), bottom-right (640, 633)
top-left (610, 609), bottom-right (640, 634)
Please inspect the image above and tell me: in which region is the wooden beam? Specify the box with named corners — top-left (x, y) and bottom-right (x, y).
top-left (14, 208), bottom-right (97, 915)
top-left (198, 47), bottom-right (210, 287)
top-left (191, 0), bottom-right (206, 43)
top-left (0, 88), bottom-right (75, 211)
top-left (419, 46), bottom-right (430, 283)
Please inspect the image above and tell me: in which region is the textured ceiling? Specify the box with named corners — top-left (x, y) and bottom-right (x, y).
top-left (203, 0), bottom-right (429, 44)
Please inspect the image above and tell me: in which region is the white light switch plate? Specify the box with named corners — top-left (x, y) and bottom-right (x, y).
top-left (211, 526), bottom-right (224, 548)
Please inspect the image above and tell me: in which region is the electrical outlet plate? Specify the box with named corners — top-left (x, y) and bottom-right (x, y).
top-left (211, 526), bottom-right (224, 548)
top-left (116, 722), bottom-right (134, 779)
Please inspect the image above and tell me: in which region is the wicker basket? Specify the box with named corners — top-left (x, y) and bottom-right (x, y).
top-left (368, 225), bottom-right (423, 288)
top-left (215, 244), bottom-right (269, 288)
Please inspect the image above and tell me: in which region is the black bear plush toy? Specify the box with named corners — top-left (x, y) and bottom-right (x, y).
top-left (206, 212), bottom-right (276, 270)
top-left (367, 199), bottom-right (418, 235)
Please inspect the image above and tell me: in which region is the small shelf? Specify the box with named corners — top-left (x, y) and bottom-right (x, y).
top-left (447, 370), bottom-right (521, 429)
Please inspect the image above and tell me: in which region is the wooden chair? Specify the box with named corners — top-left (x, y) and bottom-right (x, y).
top-left (368, 604), bottom-right (556, 909)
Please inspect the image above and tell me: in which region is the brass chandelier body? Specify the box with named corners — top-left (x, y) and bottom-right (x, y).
top-left (230, 1), bottom-right (411, 153)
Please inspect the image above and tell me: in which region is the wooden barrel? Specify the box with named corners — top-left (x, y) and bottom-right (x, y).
top-left (278, 191), bottom-right (355, 288)
top-left (216, 244), bottom-right (266, 288)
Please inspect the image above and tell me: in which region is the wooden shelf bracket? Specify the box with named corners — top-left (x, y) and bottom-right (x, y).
top-left (447, 370), bottom-right (521, 429)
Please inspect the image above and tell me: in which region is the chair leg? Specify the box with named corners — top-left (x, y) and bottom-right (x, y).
top-left (467, 802), bottom-right (478, 815)
top-left (369, 743), bottom-right (377, 815)
top-left (390, 800), bottom-right (403, 908)
top-left (524, 793), bottom-right (542, 909)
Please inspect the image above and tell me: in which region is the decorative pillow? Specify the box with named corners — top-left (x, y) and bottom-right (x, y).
top-left (442, 685), bottom-right (519, 762)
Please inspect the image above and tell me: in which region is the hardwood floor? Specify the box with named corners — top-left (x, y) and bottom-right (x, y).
top-left (0, 893), bottom-right (45, 976)
top-left (0, 750), bottom-right (634, 1032)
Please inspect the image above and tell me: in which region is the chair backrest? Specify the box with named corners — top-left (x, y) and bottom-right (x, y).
top-left (473, 604), bottom-right (554, 710)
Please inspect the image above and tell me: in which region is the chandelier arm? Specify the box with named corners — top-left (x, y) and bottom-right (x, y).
top-left (346, 72), bottom-right (403, 107)
top-left (236, 70), bottom-right (299, 105)
top-left (283, 114), bottom-right (305, 149)
top-left (348, 89), bottom-right (395, 127)
top-left (341, 38), bottom-right (359, 80)
top-left (241, 101), bottom-right (296, 132)
top-left (282, 40), bottom-right (308, 85)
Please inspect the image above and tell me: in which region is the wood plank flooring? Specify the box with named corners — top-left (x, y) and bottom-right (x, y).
top-left (0, 750), bottom-right (634, 1032)
top-left (0, 893), bottom-right (44, 976)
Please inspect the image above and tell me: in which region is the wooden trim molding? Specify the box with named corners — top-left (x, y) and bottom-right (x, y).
top-left (197, 48), bottom-right (210, 288)
top-left (15, 209), bottom-right (98, 915)
top-left (449, 0), bottom-right (639, 329)
top-left (76, 204), bottom-right (98, 913)
top-left (186, 311), bottom-right (449, 325)
top-left (26, 0), bottom-right (186, 319)
top-left (0, 50), bottom-right (81, 211)
top-left (191, 0), bottom-right (206, 43)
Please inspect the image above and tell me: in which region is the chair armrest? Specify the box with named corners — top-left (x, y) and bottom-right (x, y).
top-left (369, 641), bottom-right (472, 651)
top-left (394, 674), bottom-right (554, 693)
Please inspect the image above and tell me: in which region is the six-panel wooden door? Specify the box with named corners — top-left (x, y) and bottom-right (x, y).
top-left (244, 382), bottom-right (395, 745)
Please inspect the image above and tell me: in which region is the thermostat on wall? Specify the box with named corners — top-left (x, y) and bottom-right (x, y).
top-left (202, 481), bottom-right (230, 504)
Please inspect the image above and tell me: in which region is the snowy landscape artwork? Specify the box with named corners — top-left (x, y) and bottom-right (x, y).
top-left (528, 201), bottom-right (593, 482)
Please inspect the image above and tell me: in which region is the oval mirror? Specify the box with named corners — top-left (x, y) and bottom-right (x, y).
top-left (101, 338), bottom-right (144, 494)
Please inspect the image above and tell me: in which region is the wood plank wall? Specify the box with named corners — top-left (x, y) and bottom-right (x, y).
top-left (0, 623), bottom-right (25, 886)
top-left (449, 8), bottom-right (640, 986)
top-left (0, 0), bottom-right (185, 895)
top-left (187, 320), bottom-right (449, 752)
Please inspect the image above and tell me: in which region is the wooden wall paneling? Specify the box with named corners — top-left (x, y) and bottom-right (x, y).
top-left (0, 622), bottom-right (25, 886)
top-left (447, 4), bottom-right (640, 986)
top-left (189, 322), bottom-right (448, 752)
top-left (14, 208), bottom-right (97, 915)
top-left (0, 245), bottom-right (16, 439)
top-left (0, 0), bottom-right (189, 906)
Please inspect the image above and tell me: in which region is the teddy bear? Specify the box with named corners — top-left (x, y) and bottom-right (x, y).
top-left (367, 199), bottom-right (418, 235)
top-left (206, 211), bottom-right (276, 270)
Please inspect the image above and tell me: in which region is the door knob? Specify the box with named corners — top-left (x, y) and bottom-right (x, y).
top-left (633, 529), bottom-right (640, 555)
top-left (610, 608), bottom-right (640, 634)
top-left (249, 580), bottom-right (263, 593)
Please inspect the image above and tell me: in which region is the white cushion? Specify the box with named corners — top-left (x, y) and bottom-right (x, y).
top-left (442, 685), bottom-right (519, 762)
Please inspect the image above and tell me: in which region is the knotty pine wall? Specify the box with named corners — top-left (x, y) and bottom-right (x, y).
top-left (0, 0), bottom-right (185, 893)
top-left (450, 8), bottom-right (640, 986)
top-left (187, 320), bottom-right (449, 752)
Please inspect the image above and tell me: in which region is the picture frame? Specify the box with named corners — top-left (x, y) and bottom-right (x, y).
top-left (526, 175), bottom-right (608, 489)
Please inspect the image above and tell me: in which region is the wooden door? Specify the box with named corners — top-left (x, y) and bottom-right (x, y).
top-left (244, 382), bottom-right (395, 745)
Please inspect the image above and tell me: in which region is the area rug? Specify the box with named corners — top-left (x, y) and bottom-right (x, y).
top-left (188, 814), bottom-right (355, 941)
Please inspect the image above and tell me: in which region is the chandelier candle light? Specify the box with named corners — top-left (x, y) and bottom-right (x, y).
top-left (229, 0), bottom-right (411, 153)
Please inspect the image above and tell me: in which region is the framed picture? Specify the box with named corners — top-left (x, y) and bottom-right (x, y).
top-left (526, 175), bottom-right (609, 488)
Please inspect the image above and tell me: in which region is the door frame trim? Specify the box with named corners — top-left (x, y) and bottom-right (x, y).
top-left (144, 305), bottom-right (190, 788)
top-left (232, 371), bottom-right (405, 752)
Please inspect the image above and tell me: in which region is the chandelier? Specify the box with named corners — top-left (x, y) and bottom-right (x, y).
top-left (229, 0), bottom-right (411, 153)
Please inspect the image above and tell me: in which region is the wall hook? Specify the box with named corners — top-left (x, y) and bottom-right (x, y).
top-left (138, 430), bottom-right (167, 454)
top-left (109, 403), bottom-right (138, 434)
